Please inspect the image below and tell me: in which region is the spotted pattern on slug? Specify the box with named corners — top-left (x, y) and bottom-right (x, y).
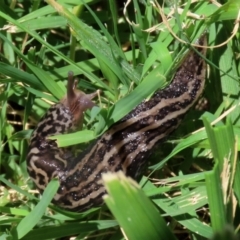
top-left (27, 103), bottom-right (74, 190)
top-left (27, 36), bottom-right (207, 212)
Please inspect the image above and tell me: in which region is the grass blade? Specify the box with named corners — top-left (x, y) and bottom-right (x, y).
top-left (14, 179), bottom-right (59, 239)
top-left (103, 172), bottom-right (176, 240)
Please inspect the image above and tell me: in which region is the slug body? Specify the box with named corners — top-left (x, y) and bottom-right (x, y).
top-left (27, 36), bottom-right (207, 212)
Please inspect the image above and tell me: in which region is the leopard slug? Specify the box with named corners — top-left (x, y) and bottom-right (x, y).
top-left (27, 36), bottom-right (207, 212)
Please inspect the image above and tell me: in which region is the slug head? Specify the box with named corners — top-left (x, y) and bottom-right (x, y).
top-left (61, 71), bottom-right (98, 129)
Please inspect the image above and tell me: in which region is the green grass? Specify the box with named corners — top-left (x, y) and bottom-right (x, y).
top-left (0, 0), bottom-right (240, 239)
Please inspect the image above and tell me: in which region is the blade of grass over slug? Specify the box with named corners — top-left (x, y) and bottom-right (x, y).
top-left (203, 118), bottom-right (237, 231)
top-left (49, 130), bottom-right (95, 147)
top-left (102, 172), bottom-right (176, 240)
top-left (104, 69), bottom-right (166, 128)
top-left (14, 179), bottom-right (59, 239)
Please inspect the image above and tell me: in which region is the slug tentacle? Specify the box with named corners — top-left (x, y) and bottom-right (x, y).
top-left (62, 71), bottom-right (98, 129)
top-left (27, 35), bottom-right (207, 212)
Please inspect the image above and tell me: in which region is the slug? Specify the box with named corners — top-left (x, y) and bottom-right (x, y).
top-left (27, 35), bottom-right (207, 212)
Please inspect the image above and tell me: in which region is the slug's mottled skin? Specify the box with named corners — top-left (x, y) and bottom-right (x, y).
top-left (27, 36), bottom-right (207, 212)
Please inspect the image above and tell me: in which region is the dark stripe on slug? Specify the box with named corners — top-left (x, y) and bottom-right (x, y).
top-left (145, 117), bottom-right (183, 143)
top-left (57, 189), bottom-right (105, 211)
top-left (56, 178), bottom-right (106, 208)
